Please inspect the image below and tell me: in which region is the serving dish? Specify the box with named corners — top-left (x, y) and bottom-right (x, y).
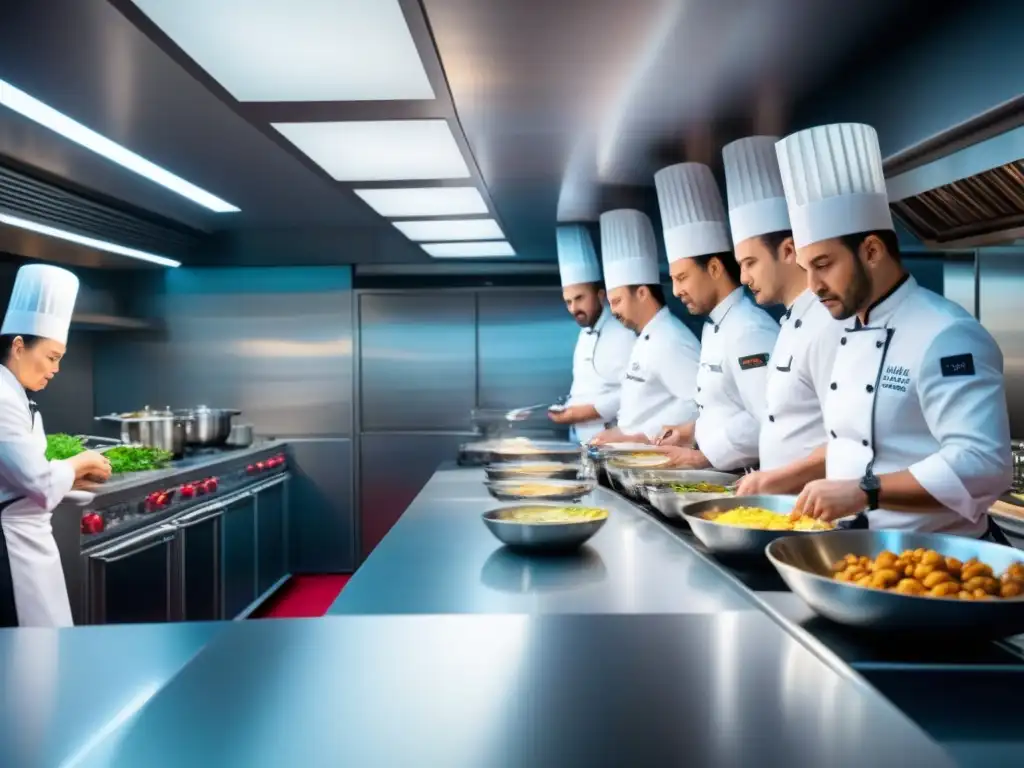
top-left (484, 478), bottom-right (596, 503)
top-left (484, 461), bottom-right (582, 482)
top-left (481, 504), bottom-right (608, 552)
top-left (680, 495), bottom-right (830, 556)
top-left (767, 530), bottom-right (1024, 637)
top-left (641, 470), bottom-right (741, 517)
top-left (459, 438), bottom-right (582, 467)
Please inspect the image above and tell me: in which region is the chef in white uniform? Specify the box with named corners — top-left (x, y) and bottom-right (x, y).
top-left (589, 209), bottom-right (701, 444)
top-left (652, 163), bottom-right (779, 471)
top-left (548, 225), bottom-right (635, 444)
top-left (717, 136), bottom-right (846, 495)
top-left (778, 123), bottom-right (1012, 536)
top-left (0, 264), bottom-right (111, 626)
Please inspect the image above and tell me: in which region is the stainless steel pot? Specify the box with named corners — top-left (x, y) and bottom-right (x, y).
top-left (177, 406), bottom-right (241, 446)
top-left (226, 423), bottom-right (254, 448)
top-left (95, 406), bottom-right (191, 457)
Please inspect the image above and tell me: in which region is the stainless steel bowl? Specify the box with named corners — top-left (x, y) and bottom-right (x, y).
top-left (630, 468), bottom-right (739, 505)
top-left (461, 439), bottom-right (582, 466)
top-left (767, 530), bottom-right (1024, 637)
top-left (178, 406), bottom-right (241, 446)
top-left (484, 478), bottom-right (596, 503)
top-left (481, 505), bottom-right (608, 552)
top-left (680, 495), bottom-right (828, 556)
top-left (484, 461), bottom-right (582, 482)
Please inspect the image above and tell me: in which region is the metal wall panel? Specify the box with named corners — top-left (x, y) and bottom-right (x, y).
top-left (977, 251), bottom-right (1024, 436)
top-left (287, 439), bottom-right (355, 573)
top-left (359, 433), bottom-right (471, 558)
top-left (94, 267), bottom-right (353, 437)
top-left (477, 290), bottom-right (577, 410)
top-left (33, 330), bottom-right (94, 435)
top-left (942, 255), bottom-right (976, 317)
top-left (359, 293), bottom-right (476, 431)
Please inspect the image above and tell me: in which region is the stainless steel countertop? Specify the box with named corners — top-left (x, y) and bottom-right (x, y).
top-left (330, 467), bottom-right (754, 616)
top-left (97, 613), bottom-right (954, 768)
top-left (0, 621), bottom-right (225, 768)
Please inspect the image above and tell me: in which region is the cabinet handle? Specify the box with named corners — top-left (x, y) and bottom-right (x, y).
top-left (90, 525), bottom-right (177, 562)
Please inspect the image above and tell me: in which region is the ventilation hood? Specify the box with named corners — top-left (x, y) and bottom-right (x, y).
top-left (886, 110), bottom-right (1024, 249)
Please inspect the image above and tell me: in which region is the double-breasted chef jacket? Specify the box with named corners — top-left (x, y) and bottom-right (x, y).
top-left (824, 274), bottom-right (1012, 536)
top-left (617, 306), bottom-right (702, 440)
top-left (567, 308), bottom-right (636, 443)
top-left (692, 287), bottom-right (780, 471)
top-left (758, 289), bottom-right (845, 471)
top-left (0, 365), bottom-right (75, 626)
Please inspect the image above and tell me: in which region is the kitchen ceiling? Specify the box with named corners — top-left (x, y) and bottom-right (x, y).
top-left (0, 0), bottom-right (968, 266)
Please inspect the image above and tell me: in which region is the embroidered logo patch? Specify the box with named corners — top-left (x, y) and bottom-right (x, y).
top-left (881, 364), bottom-right (910, 393)
top-left (738, 353), bottom-right (769, 371)
top-left (940, 353), bottom-right (975, 377)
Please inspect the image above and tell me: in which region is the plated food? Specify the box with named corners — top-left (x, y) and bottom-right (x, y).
top-left (702, 505), bottom-right (831, 531)
top-left (831, 548), bottom-right (1024, 600)
top-left (483, 461), bottom-right (582, 483)
top-left (493, 505), bottom-right (608, 524)
top-left (484, 477), bottom-right (595, 503)
top-left (670, 481), bottom-right (733, 495)
top-left (607, 452), bottom-right (671, 469)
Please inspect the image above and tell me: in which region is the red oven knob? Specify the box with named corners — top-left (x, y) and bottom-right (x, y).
top-left (246, 464), bottom-right (256, 475)
top-left (256, 461), bottom-right (266, 472)
top-left (180, 483), bottom-right (195, 499)
top-left (81, 512), bottom-right (104, 535)
top-left (203, 478), bottom-right (219, 493)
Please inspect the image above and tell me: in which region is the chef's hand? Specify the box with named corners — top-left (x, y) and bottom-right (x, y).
top-left (72, 478), bottom-right (103, 492)
top-left (588, 428), bottom-right (623, 446)
top-left (547, 406), bottom-right (577, 425)
top-left (67, 451), bottom-right (112, 483)
top-left (735, 470), bottom-right (783, 496)
top-left (656, 446), bottom-right (710, 469)
top-left (654, 426), bottom-right (682, 446)
top-left (792, 479), bottom-right (866, 522)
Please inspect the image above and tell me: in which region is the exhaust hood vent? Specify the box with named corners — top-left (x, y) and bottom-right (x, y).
top-left (887, 116), bottom-right (1024, 249)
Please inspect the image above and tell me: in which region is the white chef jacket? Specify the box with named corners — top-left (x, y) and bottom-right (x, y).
top-left (693, 288), bottom-right (780, 471)
top-left (616, 307), bottom-right (701, 440)
top-left (759, 290), bottom-right (845, 471)
top-left (0, 365), bottom-right (75, 626)
top-left (824, 275), bottom-right (1012, 536)
top-left (566, 308), bottom-right (636, 443)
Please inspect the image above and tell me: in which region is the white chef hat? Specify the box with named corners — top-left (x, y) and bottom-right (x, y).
top-left (1, 264), bottom-right (80, 344)
top-left (654, 163), bottom-right (732, 263)
top-left (722, 136), bottom-right (791, 246)
top-left (599, 209), bottom-right (660, 291)
top-left (556, 225), bottom-right (602, 287)
top-left (775, 123), bottom-right (893, 249)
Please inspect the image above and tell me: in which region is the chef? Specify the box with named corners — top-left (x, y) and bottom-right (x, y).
top-left (777, 123), bottom-right (1012, 536)
top-left (0, 264), bottom-right (111, 626)
top-left (548, 225), bottom-right (635, 444)
top-left (652, 163), bottom-right (779, 471)
top-left (589, 209), bottom-right (701, 444)
top-left (717, 136), bottom-right (845, 494)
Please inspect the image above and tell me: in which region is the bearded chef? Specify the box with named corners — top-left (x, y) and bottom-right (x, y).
top-left (652, 163), bottom-right (779, 471)
top-left (718, 136), bottom-right (846, 495)
top-left (589, 209), bottom-right (701, 445)
top-left (777, 123), bottom-right (1012, 536)
top-left (0, 264), bottom-right (111, 626)
top-left (548, 225), bottom-right (635, 444)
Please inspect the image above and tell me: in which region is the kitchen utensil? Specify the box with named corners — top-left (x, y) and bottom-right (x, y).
top-left (177, 406), bottom-right (241, 446)
top-left (95, 407), bottom-right (191, 457)
top-left (484, 478), bottom-right (596, 503)
top-left (766, 530), bottom-right (1024, 638)
top-left (226, 423), bottom-right (254, 448)
top-left (484, 461), bottom-right (582, 482)
top-left (481, 505), bottom-right (607, 552)
top-left (679, 495), bottom-right (828, 556)
top-left (505, 403), bottom-right (553, 421)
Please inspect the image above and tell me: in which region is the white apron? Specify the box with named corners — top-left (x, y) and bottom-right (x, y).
top-left (1, 407), bottom-right (74, 627)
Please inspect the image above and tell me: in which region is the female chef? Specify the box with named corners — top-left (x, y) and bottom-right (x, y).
top-left (0, 264), bottom-right (111, 626)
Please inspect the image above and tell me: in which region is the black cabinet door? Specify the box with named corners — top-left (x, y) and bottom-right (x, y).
top-left (180, 515), bottom-right (220, 622)
top-left (220, 494), bottom-right (257, 619)
top-left (90, 532), bottom-right (177, 624)
top-left (256, 478), bottom-right (288, 596)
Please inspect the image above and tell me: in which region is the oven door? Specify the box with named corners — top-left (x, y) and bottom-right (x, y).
top-left (86, 524), bottom-right (179, 625)
top-left (174, 500), bottom-right (228, 622)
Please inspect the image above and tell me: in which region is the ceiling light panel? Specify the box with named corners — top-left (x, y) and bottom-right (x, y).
top-left (0, 79), bottom-right (238, 213)
top-left (273, 120), bottom-right (470, 181)
top-left (422, 241), bottom-right (515, 258)
top-left (394, 218), bottom-right (503, 242)
top-left (0, 213), bottom-right (181, 267)
top-left (129, 0), bottom-right (434, 102)
top-left (353, 187), bottom-right (488, 217)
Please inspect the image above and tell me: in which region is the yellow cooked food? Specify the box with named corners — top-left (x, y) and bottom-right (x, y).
top-left (703, 506), bottom-right (832, 531)
top-left (831, 549), bottom-right (1024, 600)
top-left (503, 462), bottom-right (564, 474)
top-left (496, 506), bottom-right (608, 524)
top-left (505, 483), bottom-right (582, 497)
top-left (609, 453), bottom-right (670, 468)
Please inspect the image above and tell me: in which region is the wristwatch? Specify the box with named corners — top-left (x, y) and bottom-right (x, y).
top-left (859, 472), bottom-right (880, 511)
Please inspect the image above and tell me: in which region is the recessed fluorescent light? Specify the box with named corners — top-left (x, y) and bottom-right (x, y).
top-left (0, 213), bottom-right (181, 267)
top-left (272, 120), bottom-right (470, 181)
top-left (394, 218), bottom-right (504, 242)
top-left (422, 241), bottom-right (515, 258)
top-left (129, 0), bottom-right (434, 102)
top-left (0, 79), bottom-right (238, 213)
top-left (353, 187), bottom-right (488, 217)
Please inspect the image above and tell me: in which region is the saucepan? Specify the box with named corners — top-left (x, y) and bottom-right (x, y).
top-left (175, 406), bottom-right (242, 446)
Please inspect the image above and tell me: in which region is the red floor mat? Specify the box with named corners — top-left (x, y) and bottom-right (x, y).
top-left (251, 574), bottom-right (350, 619)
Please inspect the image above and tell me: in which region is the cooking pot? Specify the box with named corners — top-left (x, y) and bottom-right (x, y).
top-left (95, 406), bottom-right (191, 457)
top-left (226, 423), bottom-right (254, 448)
top-left (177, 406), bottom-right (241, 446)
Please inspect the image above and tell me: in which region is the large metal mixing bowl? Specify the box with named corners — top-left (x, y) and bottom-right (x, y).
top-left (680, 495), bottom-right (829, 556)
top-left (482, 505), bottom-right (608, 552)
top-left (767, 530), bottom-right (1024, 637)
top-left (485, 478), bottom-right (596, 503)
